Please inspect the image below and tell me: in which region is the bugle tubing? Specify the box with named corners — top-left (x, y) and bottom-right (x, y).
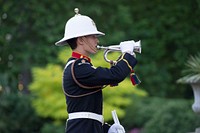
top-left (97, 41), bottom-right (141, 63)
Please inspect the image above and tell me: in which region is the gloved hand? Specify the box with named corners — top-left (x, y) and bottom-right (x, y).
top-left (108, 123), bottom-right (125, 133)
top-left (119, 40), bottom-right (136, 57)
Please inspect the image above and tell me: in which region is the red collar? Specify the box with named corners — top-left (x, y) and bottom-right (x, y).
top-left (72, 52), bottom-right (91, 62)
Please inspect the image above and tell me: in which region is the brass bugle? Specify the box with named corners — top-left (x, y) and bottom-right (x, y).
top-left (97, 40), bottom-right (142, 63)
top-left (97, 40), bottom-right (142, 53)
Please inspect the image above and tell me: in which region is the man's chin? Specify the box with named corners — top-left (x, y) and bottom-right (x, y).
top-left (91, 51), bottom-right (97, 54)
top-left (90, 50), bottom-right (98, 54)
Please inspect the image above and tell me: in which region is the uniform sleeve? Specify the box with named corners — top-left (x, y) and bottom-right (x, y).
top-left (73, 53), bottom-right (137, 88)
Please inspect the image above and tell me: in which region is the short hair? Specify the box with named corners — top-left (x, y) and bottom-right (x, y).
top-left (67, 38), bottom-right (77, 50)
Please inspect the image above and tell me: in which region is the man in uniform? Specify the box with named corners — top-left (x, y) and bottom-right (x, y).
top-left (55, 8), bottom-right (137, 133)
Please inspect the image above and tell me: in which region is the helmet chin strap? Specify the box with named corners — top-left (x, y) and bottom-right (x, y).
top-left (82, 37), bottom-right (97, 53)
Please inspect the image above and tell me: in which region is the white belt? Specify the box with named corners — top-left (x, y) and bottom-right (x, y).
top-left (68, 112), bottom-right (104, 124)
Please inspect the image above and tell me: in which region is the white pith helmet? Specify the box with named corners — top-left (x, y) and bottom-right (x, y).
top-left (55, 8), bottom-right (105, 46)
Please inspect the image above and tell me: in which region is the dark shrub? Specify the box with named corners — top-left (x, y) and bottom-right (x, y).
top-left (0, 93), bottom-right (43, 133)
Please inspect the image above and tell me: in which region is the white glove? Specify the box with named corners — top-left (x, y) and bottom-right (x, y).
top-left (119, 40), bottom-right (136, 57)
top-left (108, 123), bottom-right (125, 133)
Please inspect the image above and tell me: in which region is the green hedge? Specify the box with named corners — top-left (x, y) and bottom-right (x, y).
top-left (122, 97), bottom-right (200, 133)
top-left (142, 99), bottom-right (200, 133)
top-left (122, 97), bottom-right (167, 129)
top-left (41, 122), bottom-right (65, 133)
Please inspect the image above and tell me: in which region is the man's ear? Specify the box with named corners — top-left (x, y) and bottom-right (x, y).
top-left (77, 37), bottom-right (84, 45)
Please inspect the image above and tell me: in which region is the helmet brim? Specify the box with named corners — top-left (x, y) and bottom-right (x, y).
top-left (55, 31), bottom-right (105, 46)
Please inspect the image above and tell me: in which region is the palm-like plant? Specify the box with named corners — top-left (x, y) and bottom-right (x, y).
top-left (177, 53), bottom-right (200, 84)
top-left (177, 53), bottom-right (200, 115)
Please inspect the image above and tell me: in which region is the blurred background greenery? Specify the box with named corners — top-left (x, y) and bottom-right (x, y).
top-left (0, 0), bottom-right (200, 133)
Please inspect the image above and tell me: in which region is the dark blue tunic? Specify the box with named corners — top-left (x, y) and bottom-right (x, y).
top-left (63, 53), bottom-right (137, 133)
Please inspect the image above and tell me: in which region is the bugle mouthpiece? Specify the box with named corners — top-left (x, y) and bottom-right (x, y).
top-left (96, 45), bottom-right (102, 49)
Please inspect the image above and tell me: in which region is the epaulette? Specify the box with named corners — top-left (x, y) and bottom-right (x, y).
top-left (74, 58), bottom-right (91, 66)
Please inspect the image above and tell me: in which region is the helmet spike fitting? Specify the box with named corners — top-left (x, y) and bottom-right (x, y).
top-left (74, 8), bottom-right (80, 15)
top-left (55, 8), bottom-right (105, 46)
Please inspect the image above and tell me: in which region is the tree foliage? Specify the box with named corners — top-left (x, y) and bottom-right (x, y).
top-left (30, 64), bottom-right (66, 120)
top-left (1, 0), bottom-right (200, 98)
